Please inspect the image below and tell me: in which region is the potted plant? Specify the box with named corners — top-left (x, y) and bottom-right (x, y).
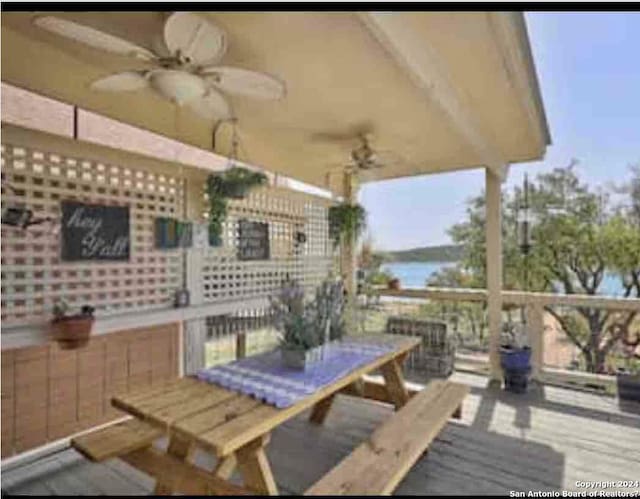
top-left (328, 203), bottom-right (367, 248)
top-left (270, 278), bottom-right (347, 370)
top-left (617, 342), bottom-right (640, 402)
top-left (50, 301), bottom-right (95, 350)
top-left (387, 277), bottom-right (401, 291)
top-left (500, 322), bottom-right (531, 393)
top-left (206, 167), bottom-right (268, 246)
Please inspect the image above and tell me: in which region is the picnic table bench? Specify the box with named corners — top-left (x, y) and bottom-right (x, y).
top-left (71, 334), bottom-right (468, 495)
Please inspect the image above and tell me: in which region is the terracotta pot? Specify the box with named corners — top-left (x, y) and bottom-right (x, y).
top-left (50, 315), bottom-right (94, 350)
top-left (388, 278), bottom-right (401, 291)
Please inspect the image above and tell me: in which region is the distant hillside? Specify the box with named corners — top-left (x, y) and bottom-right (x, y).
top-left (381, 244), bottom-right (464, 263)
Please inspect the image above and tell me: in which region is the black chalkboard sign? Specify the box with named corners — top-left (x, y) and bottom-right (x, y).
top-left (238, 219), bottom-right (270, 261)
top-left (61, 201), bottom-right (130, 261)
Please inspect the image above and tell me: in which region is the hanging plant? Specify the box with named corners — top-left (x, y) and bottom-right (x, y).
top-left (328, 203), bottom-right (367, 248)
top-left (219, 167), bottom-right (268, 199)
top-left (206, 167), bottom-right (268, 246)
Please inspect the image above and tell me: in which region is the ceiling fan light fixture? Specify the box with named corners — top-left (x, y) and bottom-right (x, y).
top-left (149, 70), bottom-right (206, 105)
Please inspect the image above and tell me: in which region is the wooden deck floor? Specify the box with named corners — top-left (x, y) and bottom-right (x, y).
top-left (2, 372), bottom-right (640, 496)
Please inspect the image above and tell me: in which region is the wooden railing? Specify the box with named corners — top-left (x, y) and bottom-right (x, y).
top-left (372, 287), bottom-right (640, 390)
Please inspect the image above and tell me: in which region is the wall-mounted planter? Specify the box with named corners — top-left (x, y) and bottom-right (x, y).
top-left (50, 315), bottom-right (94, 350)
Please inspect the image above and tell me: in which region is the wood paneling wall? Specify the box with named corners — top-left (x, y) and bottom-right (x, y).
top-left (1, 323), bottom-right (179, 458)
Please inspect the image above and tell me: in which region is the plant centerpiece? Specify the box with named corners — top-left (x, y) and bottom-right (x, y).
top-left (270, 277), bottom-right (347, 369)
top-left (206, 166), bottom-right (268, 246)
top-left (328, 203), bottom-right (366, 248)
top-left (314, 278), bottom-right (347, 345)
top-left (50, 301), bottom-right (95, 350)
top-left (499, 322), bottom-right (531, 393)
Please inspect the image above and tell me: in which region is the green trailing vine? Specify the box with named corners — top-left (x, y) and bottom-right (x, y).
top-left (206, 167), bottom-right (268, 246)
top-left (328, 203), bottom-right (367, 248)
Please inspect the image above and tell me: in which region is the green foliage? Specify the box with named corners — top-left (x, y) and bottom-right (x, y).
top-left (449, 163), bottom-right (640, 372)
top-left (425, 266), bottom-right (488, 349)
top-left (206, 167), bottom-right (268, 245)
top-left (328, 203), bottom-right (367, 248)
top-left (358, 237), bottom-right (394, 286)
top-left (270, 278), bottom-right (346, 351)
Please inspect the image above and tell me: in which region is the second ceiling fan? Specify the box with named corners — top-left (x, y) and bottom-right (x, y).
top-left (34, 12), bottom-right (287, 122)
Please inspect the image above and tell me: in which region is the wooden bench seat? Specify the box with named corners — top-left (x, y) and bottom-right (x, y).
top-left (305, 380), bottom-right (469, 496)
top-left (71, 419), bottom-right (163, 462)
top-left (72, 419), bottom-right (251, 495)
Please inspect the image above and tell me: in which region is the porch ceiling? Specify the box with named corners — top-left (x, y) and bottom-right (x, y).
top-left (1, 12), bottom-right (550, 193)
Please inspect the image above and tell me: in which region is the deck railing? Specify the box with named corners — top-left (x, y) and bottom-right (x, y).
top-left (367, 287), bottom-right (640, 393)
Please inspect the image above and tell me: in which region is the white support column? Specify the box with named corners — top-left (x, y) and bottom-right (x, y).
top-left (485, 167), bottom-right (504, 382)
top-left (341, 172), bottom-right (358, 299)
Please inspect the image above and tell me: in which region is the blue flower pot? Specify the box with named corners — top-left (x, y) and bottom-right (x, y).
top-left (500, 346), bottom-right (531, 394)
top-left (500, 346), bottom-right (531, 371)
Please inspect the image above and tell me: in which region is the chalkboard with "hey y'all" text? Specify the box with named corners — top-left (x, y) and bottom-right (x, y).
top-left (61, 201), bottom-right (130, 261)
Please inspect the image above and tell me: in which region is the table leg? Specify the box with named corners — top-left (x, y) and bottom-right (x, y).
top-left (235, 434), bottom-right (278, 495)
top-left (309, 393), bottom-right (336, 425)
top-left (380, 357), bottom-right (410, 410)
top-left (154, 433), bottom-right (193, 495)
top-left (213, 454), bottom-right (237, 479)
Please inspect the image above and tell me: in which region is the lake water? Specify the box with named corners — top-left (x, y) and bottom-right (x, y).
top-left (381, 261), bottom-right (626, 296)
top-left (381, 261), bottom-right (454, 289)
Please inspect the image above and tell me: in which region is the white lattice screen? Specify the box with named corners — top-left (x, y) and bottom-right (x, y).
top-left (1, 140), bottom-right (184, 326)
top-left (195, 185), bottom-right (335, 303)
top-left (1, 129), bottom-right (337, 328)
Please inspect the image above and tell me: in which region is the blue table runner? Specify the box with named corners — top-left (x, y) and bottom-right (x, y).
top-left (196, 340), bottom-right (395, 409)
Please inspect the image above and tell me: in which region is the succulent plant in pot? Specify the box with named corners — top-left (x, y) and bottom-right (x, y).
top-left (50, 300), bottom-right (95, 350)
top-left (206, 167), bottom-right (268, 246)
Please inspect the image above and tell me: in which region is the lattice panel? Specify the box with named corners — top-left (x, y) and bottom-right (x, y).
top-left (198, 186), bottom-right (336, 302)
top-left (1, 142), bottom-right (184, 326)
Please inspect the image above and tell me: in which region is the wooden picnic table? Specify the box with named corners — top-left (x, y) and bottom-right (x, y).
top-left (110, 334), bottom-right (420, 495)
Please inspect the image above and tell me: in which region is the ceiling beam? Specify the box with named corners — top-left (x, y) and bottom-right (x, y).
top-left (486, 12), bottom-right (550, 154)
top-left (358, 12), bottom-right (509, 181)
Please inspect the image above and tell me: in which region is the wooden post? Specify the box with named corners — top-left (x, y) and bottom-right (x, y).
top-left (236, 332), bottom-right (247, 359)
top-left (485, 167), bottom-right (504, 382)
top-left (340, 171), bottom-right (358, 300)
top-left (184, 319), bottom-right (207, 375)
top-left (526, 302), bottom-right (545, 381)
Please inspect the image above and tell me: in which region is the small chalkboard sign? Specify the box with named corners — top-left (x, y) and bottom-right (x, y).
top-left (61, 201), bottom-right (130, 261)
top-left (238, 219), bottom-right (270, 261)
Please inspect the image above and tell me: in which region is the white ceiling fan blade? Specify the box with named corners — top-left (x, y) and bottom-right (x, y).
top-left (33, 16), bottom-right (157, 61)
top-left (164, 12), bottom-right (226, 66)
top-left (90, 71), bottom-right (149, 92)
top-left (187, 88), bottom-right (232, 121)
top-left (202, 66), bottom-right (286, 100)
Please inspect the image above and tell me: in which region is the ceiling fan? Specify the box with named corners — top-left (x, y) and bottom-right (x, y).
top-left (324, 134), bottom-right (408, 187)
top-left (33, 12), bottom-right (287, 122)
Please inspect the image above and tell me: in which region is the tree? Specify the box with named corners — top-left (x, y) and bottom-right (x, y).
top-left (449, 163), bottom-right (640, 373)
top-left (424, 266), bottom-right (488, 349)
top-left (357, 236), bottom-right (393, 285)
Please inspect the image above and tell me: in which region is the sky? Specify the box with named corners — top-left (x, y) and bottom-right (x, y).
top-left (360, 12), bottom-right (640, 251)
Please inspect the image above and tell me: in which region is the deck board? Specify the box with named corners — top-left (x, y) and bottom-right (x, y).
top-left (2, 372), bottom-right (639, 496)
